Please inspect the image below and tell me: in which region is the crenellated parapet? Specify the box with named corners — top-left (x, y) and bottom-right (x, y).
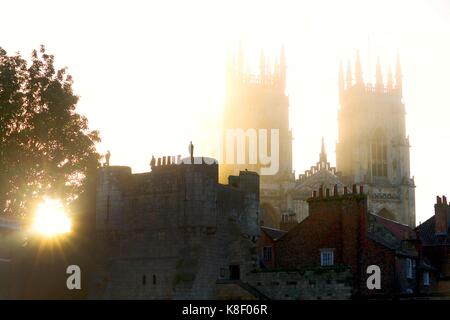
top-left (226, 45), bottom-right (287, 93)
top-left (339, 51), bottom-right (403, 104)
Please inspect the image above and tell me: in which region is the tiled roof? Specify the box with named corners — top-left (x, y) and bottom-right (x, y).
top-left (261, 226), bottom-right (287, 241)
top-left (373, 214), bottom-right (417, 240)
top-left (367, 213), bottom-right (417, 256)
top-left (416, 212), bottom-right (450, 246)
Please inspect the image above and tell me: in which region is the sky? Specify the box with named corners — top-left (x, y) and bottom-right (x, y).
top-left (2, 0), bottom-right (450, 224)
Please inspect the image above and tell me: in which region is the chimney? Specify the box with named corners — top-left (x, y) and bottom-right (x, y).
top-left (434, 195), bottom-right (449, 235)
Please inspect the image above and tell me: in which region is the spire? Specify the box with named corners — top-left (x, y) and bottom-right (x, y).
top-left (237, 42), bottom-right (244, 77)
top-left (338, 61), bottom-right (344, 93)
top-left (355, 50), bottom-right (363, 85)
top-left (226, 52), bottom-right (235, 91)
top-left (320, 137), bottom-right (327, 163)
top-left (280, 45), bottom-right (286, 89)
top-left (395, 52), bottom-right (402, 93)
top-left (375, 57), bottom-right (383, 91)
top-left (387, 65), bottom-right (393, 90)
top-left (346, 61), bottom-right (353, 89)
top-left (259, 49), bottom-right (266, 81)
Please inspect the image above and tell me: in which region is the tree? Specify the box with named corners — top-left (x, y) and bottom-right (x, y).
top-left (0, 45), bottom-right (101, 216)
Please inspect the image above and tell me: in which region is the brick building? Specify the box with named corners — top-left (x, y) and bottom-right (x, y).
top-left (416, 196), bottom-right (450, 295)
top-left (274, 185), bottom-right (424, 297)
top-left (256, 226), bottom-right (287, 269)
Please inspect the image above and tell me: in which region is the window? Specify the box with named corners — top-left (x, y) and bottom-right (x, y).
top-left (263, 246), bottom-right (273, 262)
top-left (142, 275), bottom-right (146, 286)
top-left (153, 274), bottom-right (156, 285)
top-left (423, 272), bottom-right (430, 286)
top-left (320, 249), bottom-right (334, 266)
top-left (406, 258), bottom-right (413, 279)
top-left (371, 131), bottom-right (388, 177)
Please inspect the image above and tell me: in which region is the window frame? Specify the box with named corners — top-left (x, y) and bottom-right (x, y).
top-left (263, 246), bottom-right (273, 262)
top-left (320, 248), bottom-right (334, 267)
top-left (406, 258), bottom-right (413, 279)
top-left (423, 271), bottom-right (430, 286)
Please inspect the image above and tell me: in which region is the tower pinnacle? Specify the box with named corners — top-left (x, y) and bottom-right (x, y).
top-left (355, 50), bottom-right (363, 85)
top-left (346, 61), bottom-right (353, 88)
top-left (320, 137), bottom-right (327, 163)
top-left (387, 65), bottom-right (393, 90)
top-left (280, 45), bottom-right (286, 89)
top-left (259, 49), bottom-right (266, 80)
top-left (338, 61), bottom-right (344, 93)
top-left (376, 57), bottom-right (383, 91)
top-left (395, 53), bottom-right (402, 93)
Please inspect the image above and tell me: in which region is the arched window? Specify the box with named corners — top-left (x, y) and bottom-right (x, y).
top-left (371, 130), bottom-right (387, 177)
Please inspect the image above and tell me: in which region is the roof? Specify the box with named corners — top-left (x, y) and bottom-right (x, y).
top-left (373, 214), bottom-right (417, 240)
top-left (261, 226), bottom-right (287, 241)
top-left (416, 212), bottom-right (450, 246)
top-left (367, 213), bottom-right (418, 257)
top-left (291, 169), bottom-right (347, 200)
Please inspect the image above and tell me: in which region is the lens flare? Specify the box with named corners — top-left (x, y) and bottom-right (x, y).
top-left (32, 198), bottom-right (72, 237)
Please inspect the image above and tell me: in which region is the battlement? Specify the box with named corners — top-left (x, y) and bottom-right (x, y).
top-left (342, 83), bottom-right (401, 96)
top-left (226, 45), bottom-right (286, 92)
top-left (339, 51), bottom-right (403, 101)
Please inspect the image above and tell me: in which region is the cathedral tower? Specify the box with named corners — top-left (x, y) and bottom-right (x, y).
top-left (336, 51), bottom-right (415, 227)
top-left (221, 46), bottom-right (294, 228)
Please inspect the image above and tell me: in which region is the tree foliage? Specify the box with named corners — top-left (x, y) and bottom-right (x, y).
top-left (0, 45), bottom-right (100, 216)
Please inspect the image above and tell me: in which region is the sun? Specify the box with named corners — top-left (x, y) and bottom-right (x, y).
top-left (32, 198), bottom-right (72, 237)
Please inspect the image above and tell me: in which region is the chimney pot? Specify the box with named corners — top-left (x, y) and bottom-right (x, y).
top-left (435, 195), bottom-right (448, 235)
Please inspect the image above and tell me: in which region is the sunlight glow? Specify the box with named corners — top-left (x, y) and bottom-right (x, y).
top-left (3, 0), bottom-right (450, 223)
top-left (32, 198), bottom-right (72, 237)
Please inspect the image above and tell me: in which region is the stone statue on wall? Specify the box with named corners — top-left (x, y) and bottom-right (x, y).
top-left (188, 141), bottom-right (194, 163)
top-left (150, 155), bottom-right (156, 169)
top-left (105, 150), bottom-right (111, 167)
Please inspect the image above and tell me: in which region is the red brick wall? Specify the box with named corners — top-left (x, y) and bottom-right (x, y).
top-left (274, 194), bottom-right (405, 296)
top-left (275, 195), bottom-right (366, 273)
top-left (256, 231), bottom-right (276, 269)
top-left (361, 239), bottom-right (396, 295)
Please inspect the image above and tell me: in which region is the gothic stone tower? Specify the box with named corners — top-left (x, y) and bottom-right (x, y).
top-left (336, 52), bottom-right (415, 227)
top-left (220, 46), bottom-right (294, 228)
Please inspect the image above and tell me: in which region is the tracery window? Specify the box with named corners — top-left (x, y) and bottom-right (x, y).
top-left (371, 131), bottom-right (387, 177)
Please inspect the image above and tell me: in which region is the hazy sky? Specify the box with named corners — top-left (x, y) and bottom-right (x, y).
top-left (2, 0), bottom-right (450, 223)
